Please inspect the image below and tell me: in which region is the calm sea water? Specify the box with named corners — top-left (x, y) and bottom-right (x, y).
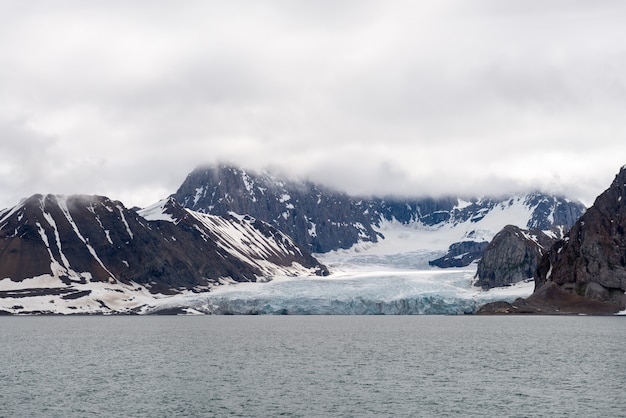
top-left (1, 316), bottom-right (624, 417)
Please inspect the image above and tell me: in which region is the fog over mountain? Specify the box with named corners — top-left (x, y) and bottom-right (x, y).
top-left (1, 1), bottom-right (626, 209)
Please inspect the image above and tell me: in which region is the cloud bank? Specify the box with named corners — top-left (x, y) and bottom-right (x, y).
top-left (1, 1), bottom-right (625, 208)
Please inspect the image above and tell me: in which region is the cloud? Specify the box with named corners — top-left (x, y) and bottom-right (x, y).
top-left (0, 1), bottom-right (625, 209)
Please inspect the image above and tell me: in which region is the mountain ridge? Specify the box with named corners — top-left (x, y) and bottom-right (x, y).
top-left (172, 164), bottom-right (586, 264)
top-left (0, 194), bottom-right (327, 314)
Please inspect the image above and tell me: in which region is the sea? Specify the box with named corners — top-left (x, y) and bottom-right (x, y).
top-left (1, 316), bottom-right (624, 418)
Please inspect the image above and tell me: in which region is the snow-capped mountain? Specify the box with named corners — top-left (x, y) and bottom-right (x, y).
top-left (0, 165), bottom-right (591, 316)
top-left (172, 164), bottom-right (585, 264)
top-left (0, 194), bottom-right (326, 314)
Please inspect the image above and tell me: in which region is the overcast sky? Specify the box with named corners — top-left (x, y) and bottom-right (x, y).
top-left (1, 0), bottom-right (625, 209)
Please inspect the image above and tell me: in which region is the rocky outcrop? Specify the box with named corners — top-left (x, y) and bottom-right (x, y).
top-left (428, 241), bottom-right (488, 268)
top-left (474, 225), bottom-right (556, 289)
top-left (172, 164), bottom-right (585, 258)
top-left (533, 166), bottom-right (626, 309)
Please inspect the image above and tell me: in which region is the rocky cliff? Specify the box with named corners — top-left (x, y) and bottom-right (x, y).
top-left (474, 225), bottom-right (556, 289)
top-left (534, 166), bottom-right (626, 309)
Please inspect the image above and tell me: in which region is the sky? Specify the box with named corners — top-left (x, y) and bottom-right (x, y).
top-left (1, 0), bottom-right (626, 209)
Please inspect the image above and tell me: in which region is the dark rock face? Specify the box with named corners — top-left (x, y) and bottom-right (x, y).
top-left (0, 194), bottom-right (327, 295)
top-left (534, 166), bottom-right (626, 308)
top-left (429, 241), bottom-right (489, 268)
top-left (172, 164), bottom-right (586, 258)
top-left (474, 225), bottom-right (556, 289)
top-left (525, 193), bottom-right (583, 231)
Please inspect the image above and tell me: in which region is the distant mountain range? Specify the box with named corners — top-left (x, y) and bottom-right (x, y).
top-left (1, 162), bottom-right (607, 315)
top-left (172, 164), bottom-right (585, 265)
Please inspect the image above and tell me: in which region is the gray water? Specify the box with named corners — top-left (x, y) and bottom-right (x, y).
top-left (0, 316), bottom-right (624, 417)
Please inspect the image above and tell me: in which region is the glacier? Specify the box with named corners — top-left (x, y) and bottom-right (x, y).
top-left (146, 268), bottom-right (534, 315)
top-left (146, 221), bottom-right (534, 315)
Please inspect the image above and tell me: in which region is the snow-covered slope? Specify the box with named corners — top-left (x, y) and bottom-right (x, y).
top-left (317, 193), bottom-right (575, 271)
top-left (139, 198), bottom-right (328, 279)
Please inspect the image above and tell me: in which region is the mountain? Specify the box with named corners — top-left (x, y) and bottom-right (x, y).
top-left (0, 194), bottom-right (326, 314)
top-left (172, 165), bottom-right (381, 253)
top-left (479, 165), bottom-right (626, 314)
top-left (474, 225), bottom-right (556, 289)
top-left (172, 164), bottom-right (585, 264)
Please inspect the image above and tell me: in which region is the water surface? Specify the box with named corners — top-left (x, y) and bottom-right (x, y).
top-left (1, 316), bottom-right (624, 417)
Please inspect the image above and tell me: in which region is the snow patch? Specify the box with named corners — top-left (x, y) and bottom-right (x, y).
top-left (116, 205), bottom-right (134, 239)
top-left (193, 186), bottom-right (205, 206)
top-left (138, 199), bottom-right (177, 223)
top-left (455, 198), bottom-right (472, 210)
top-left (308, 221), bottom-right (317, 237)
top-left (0, 275), bottom-right (161, 315)
top-left (546, 261), bottom-right (553, 280)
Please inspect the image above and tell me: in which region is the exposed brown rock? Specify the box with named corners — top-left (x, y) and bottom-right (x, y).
top-left (478, 282), bottom-right (622, 315)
